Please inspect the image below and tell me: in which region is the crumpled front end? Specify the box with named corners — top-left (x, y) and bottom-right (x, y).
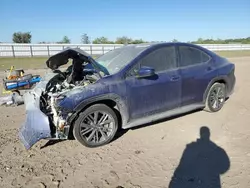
top-left (18, 48), bottom-right (102, 149)
top-left (19, 91), bottom-right (52, 149)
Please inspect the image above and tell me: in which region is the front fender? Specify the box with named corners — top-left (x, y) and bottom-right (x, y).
top-left (68, 93), bottom-right (129, 127)
top-left (58, 82), bottom-right (109, 110)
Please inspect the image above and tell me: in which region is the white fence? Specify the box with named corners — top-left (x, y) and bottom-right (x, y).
top-left (0, 43), bottom-right (250, 57)
top-left (0, 44), bottom-right (124, 57)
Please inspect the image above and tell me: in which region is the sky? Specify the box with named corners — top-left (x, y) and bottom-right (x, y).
top-left (0, 0), bottom-right (249, 43)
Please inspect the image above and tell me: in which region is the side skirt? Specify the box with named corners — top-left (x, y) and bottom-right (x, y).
top-left (122, 103), bottom-right (205, 129)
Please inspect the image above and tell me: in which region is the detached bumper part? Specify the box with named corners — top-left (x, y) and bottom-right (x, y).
top-left (19, 92), bottom-right (52, 149)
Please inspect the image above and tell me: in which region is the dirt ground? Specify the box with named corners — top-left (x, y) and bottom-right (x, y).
top-left (0, 57), bottom-right (250, 188)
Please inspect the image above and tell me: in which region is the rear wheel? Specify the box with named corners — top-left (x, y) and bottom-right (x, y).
top-left (204, 83), bottom-right (226, 112)
top-left (73, 104), bottom-right (118, 147)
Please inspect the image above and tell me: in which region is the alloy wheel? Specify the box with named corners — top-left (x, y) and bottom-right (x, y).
top-left (208, 85), bottom-right (225, 111)
top-left (79, 111), bottom-right (115, 144)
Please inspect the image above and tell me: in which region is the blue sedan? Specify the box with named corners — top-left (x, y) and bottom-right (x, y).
top-left (19, 42), bottom-right (236, 149)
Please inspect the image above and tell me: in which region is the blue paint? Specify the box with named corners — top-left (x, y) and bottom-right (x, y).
top-left (57, 43), bottom-right (235, 124)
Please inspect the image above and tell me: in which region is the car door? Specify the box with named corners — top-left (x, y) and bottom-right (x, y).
top-left (125, 45), bottom-right (181, 120)
top-left (177, 45), bottom-right (216, 106)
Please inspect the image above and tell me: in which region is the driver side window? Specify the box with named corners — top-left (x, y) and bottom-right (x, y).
top-left (126, 46), bottom-right (176, 77)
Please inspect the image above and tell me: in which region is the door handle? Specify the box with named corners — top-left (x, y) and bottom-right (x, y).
top-left (170, 75), bottom-right (180, 81)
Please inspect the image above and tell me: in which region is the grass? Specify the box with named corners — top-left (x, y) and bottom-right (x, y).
top-left (0, 55), bottom-right (99, 71)
top-left (0, 57), bottom-right (48, 71)
top-left (214, 50), bottom-right (250, 58)
top-left (0, 51), bottom-right (250, 71)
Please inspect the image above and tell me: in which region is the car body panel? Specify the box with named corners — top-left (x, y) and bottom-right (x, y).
top-left (70, 92), bottom-right (129, 126)
top-left (55, 44), bottom-right (236, 127)
top-left (123, 103), bottom-right (205, 129)
top-left (179, 61), bottom-right (217, 106)
top-left (46, 48), bottom-right (91, 70)
top-left (19, 91), bottom-right (51, 149)
top-left (19, 43), bottom-right (236, 149)
top-left (125, 68), bottom-right (181, 120)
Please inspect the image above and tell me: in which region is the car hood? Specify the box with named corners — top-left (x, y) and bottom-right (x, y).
top-left (46, 47), bottom-right (110, 77)
top-left (46, 47), bottom-right (93, 69)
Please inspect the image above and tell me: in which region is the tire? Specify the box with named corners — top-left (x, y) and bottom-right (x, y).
top-left (204, 83), bottom-right (226, 112)
top-left (73, 104), bottom-right (118, 147)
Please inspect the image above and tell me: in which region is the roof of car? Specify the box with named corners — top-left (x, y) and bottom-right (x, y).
top-left (125, 42), bottom-right (170, 47)
top-left (122, 42), bottom-right (196, 48)
top-left (122, 42), bottom-right (215, 54)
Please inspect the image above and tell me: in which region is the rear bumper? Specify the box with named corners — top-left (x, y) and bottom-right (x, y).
top-left (19, 91), bottom-right (52, 149)
top-left (226, 69), bottom-right (236, 97)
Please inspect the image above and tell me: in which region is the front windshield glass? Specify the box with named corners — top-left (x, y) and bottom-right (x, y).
top-left (95, 45), bottom-right (148, 75)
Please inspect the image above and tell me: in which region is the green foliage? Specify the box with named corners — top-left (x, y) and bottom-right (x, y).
top-left (172, 39), bottom-right (178, 42)
top-left (92, 36), bottom-right (147, 44)
top-left (10, 32), bottom-right (250, 45)
top-left (57, 36), bottom-right (71, 44)
top-left (12, 32), bottom-right (32, 43)
top-left (38, 41), bottom-right (53, 44)
top-left (92, 37), bottom-right (113, 44)
top-left (81, 34), bottom-right (90, 44)
top-left (132, 39), bottom-right (147, 44)
top-left (191, 37), bottom-right (250, 44)
top-left (115, 36), bottom-right (133, 44)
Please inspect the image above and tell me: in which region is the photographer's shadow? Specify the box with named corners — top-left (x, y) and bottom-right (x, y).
top-left (169, 126), bottom-right (230, 188)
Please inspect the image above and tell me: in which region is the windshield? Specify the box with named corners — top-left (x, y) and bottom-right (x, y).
top-left (95, 45), bottom-right (148, 75)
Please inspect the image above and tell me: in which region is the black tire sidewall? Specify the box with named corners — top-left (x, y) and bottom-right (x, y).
top-left (73, 104), bottom-right (118, 147)
top-left (206, 83), bottom-right (226, 112)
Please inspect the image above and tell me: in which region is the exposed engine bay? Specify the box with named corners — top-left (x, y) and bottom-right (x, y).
top-left (18, 47), bottom-right (110, 149)
top-left (45, 62), bottom-right (99, 94)
top-left (39, 54), bottom-right (101, 140)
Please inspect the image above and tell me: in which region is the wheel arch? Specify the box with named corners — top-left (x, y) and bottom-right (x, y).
top-left (203, 76), bottom-right (228, 103)
top-left (67, 93), bottom-right (129, 130)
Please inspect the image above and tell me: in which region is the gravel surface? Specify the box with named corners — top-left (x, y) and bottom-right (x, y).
top-left (0, 57), bottom-right (249, 188)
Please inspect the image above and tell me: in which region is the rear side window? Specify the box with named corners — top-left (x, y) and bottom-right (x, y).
top-left (179, 46), bottom-right (210, 67)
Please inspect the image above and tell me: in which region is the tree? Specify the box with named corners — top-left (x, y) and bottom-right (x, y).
top-left (190, 37), bottom-right (250, 44)
top-left (12, 32), bottom-right (32, 43)
top-left (57, 36), bottom-right (70, 44)
top-left (92, 37), bottom-right (113, 44)
top-left (132, 39), bottom-right (146, 44)
top-left (38, 41), bottom-right (52, 44)
top-left (172, 39), bottom-right (178, 42)
top-left (115, 36), bottom-right (133, 44)
top-left (81, 34), bottom-right (90, 44)
top-left (197, 38), bottom-right (204, 44)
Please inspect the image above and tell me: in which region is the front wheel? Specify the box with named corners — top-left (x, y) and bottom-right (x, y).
top-left (73, 104), bottom-right (118, 147)
top-left (204, 83), bottom-right (226, 112)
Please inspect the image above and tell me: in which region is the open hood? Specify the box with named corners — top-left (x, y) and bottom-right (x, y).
top-left (46, 48), bottom-right (93, 70)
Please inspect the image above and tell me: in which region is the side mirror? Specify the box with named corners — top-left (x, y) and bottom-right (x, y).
top-left (136, 66), bottom-right (155, 78)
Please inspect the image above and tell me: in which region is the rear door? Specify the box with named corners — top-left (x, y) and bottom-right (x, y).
top-left (125, 45), bottom-right (181, 120)
top-left (177, 45), bottom-right (216, 106)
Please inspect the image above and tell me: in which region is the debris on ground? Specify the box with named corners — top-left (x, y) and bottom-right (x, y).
top-left (0, 92), bottom-right (24, 107)
top-left (0, 95), bottom-right (13, 106)
top-left (1, 66), bottom-right (41, 107)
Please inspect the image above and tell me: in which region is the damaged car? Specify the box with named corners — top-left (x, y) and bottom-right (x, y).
top-left (19, 42), bottom-right (236, 149)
